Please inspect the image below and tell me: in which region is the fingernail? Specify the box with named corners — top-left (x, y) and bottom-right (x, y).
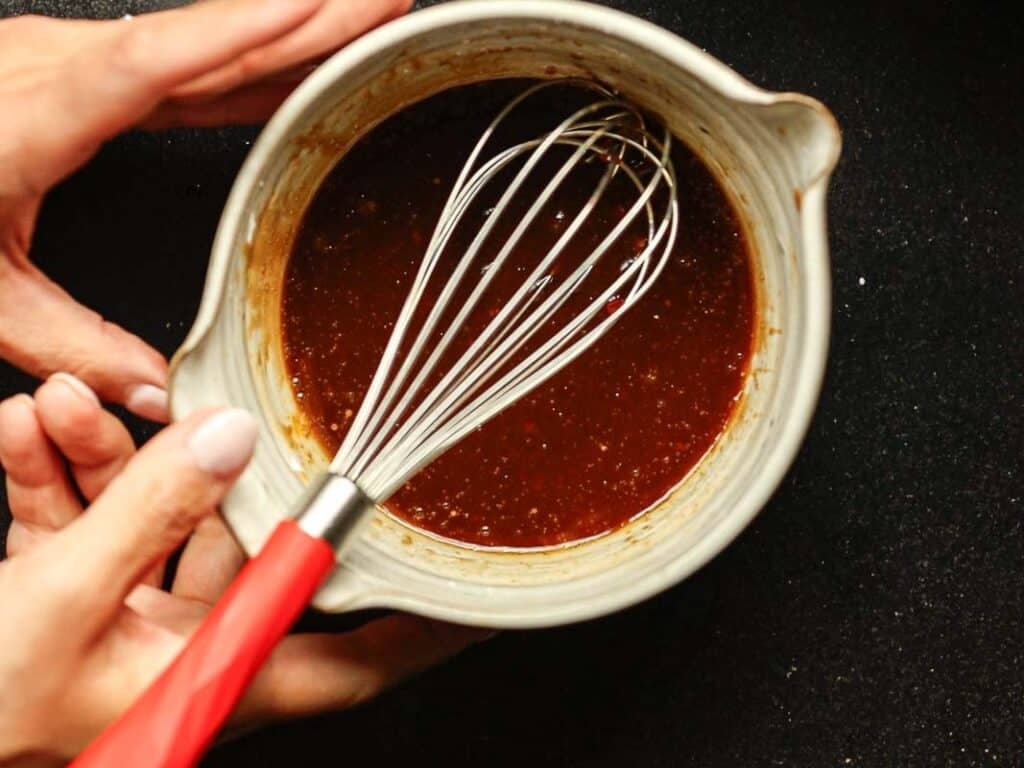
top-left (49, 373), bottom-right (100, 406)
top-left (125, 384), bottom-right (169, 422)
top-left (188, 409), bottom-right (258, 478)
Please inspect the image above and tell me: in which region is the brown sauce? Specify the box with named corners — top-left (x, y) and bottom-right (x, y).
top-left (281, 81), bottom-right (756, 548)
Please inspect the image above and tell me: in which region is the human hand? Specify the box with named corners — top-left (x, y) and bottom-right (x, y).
top-left (0, 374), bottom-right (488, 765)
top-left (0, 0), bottom-right (410, 421)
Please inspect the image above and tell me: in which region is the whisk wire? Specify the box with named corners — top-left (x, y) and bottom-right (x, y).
top-left (328, 81), bottom-right (679, 501)
top-left (371, 169), bottom-right (679, 495)
top-left (345, 125), bottom-right (621, 481)
top-left (340, 102), bottom-right (621, 479)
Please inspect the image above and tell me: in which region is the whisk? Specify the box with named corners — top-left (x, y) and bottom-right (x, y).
top-left (73, 80), bottom-right (678, 768)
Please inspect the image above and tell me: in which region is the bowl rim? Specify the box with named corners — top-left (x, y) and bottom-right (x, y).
top-left (172, 0), bottom-right (839, 626)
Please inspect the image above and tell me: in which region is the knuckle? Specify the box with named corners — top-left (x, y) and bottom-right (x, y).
top-left (0, 430), bottom-right (35, 470)
top-left (0, 396), bottom-right (39, 465)
top-left (34, 384), bottom-right (103, 451)
top-left (108, 24), bottom-right (157, 81)
top-left (145, 501), bottom-right (208, 553)
top-left (54, 315), bottom-right (155, 402)
top-left (141, 472), bottom-right (216, 537)
top-left (99, 318), bottom-right (167, 377)
top-left (51, 407), bottom-right (99, 452)
top-left (145, 480), bottom-right (201, 527)
top-left (97, 317), bottom-right (133, 354)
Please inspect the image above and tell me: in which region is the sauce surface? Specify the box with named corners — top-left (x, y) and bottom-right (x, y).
top-left (282, 82), bottom-right (755, 548)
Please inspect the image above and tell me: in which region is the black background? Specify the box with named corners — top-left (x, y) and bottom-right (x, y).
top-left (1, 0), bottom-right (1022, 765)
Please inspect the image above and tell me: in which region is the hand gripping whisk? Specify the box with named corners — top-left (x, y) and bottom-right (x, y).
top-left (74, 81), bottom-right (678, 768)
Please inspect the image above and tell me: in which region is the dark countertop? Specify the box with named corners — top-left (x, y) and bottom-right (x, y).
top-left (2, 0), bottom-right (1021, 765)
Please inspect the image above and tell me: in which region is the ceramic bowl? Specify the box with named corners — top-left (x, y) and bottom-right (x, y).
top-left (169, 0), bottom-right (841, 627)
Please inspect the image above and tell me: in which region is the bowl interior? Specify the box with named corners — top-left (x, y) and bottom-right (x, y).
top-left (170, 3), bottom-right (835, 626)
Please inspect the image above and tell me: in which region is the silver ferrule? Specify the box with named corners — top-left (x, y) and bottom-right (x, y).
top-left (293, 473), bottom-right (373, 551)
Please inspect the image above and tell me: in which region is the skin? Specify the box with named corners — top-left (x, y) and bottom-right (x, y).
top-left (0, 2), bottom-right (489, 764)
top-left (0, 0), bottom-right (415, 414)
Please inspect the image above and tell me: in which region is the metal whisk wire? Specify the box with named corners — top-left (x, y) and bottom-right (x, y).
top-left (331, 80), bottom-right (679, 502)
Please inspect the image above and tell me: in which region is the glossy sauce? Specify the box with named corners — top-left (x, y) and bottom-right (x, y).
top-left (282, 82), bottom-right (755, 548)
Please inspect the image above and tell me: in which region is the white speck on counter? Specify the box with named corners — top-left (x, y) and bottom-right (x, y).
top-left (858, 276), bottom-right (866, 286)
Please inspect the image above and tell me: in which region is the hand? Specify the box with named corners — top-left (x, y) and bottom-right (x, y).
top-left (0, 375), bottom-right (488, 765)
top-left (0, 0), bottom-right (410, 421)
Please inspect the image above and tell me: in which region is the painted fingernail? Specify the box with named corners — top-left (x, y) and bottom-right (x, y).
top-left (187, 409), bottom-right (258, 478)
top-left (125, 384), bottom-right (169, 422)
top-left (49, 373), bottom-right (100, 406)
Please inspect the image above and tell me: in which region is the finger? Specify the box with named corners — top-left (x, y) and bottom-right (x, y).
top-left (31, 373), bottom-right (166, 585)
top-left (14, 0), bottom-right (325, 194)
top-left (244, 616), bottom-right (494, 719)
top-left (34, 373), bottom-right (136, 501)
top-left (172, 0), bottom-right (410, 99)
top-left (32, 408), bottom-right (258, 639)
top-left (123, 581), bottom-right (209, 637)
top-left (171, 514), bottom-right (246, 604)
top-left (141, 79), bottom-right (299, 130)
top-left (0, 393), bottom-right (82, 555)
top-left (0, 260), bottom-right (169, 420)
top-left (67, 0), bottom-right (326, 127)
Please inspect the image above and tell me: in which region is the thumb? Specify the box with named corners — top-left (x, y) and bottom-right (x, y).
top-left (32, 408), bottom-right (258, 640)
top-left (0, 260), bottom-right (169, 420)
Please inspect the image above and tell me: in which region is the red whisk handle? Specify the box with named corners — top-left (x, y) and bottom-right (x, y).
top-left (72, 519), bottom-right (334, 768)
